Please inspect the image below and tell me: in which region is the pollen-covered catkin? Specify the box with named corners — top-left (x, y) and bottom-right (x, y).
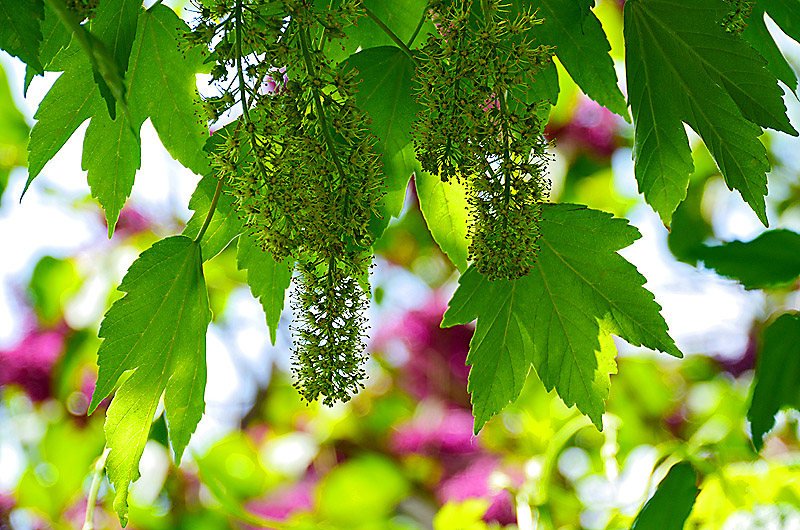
top-left (413, 0), bottom-right (554, 280)
top-left (188, 0), bottom-right (383, 404)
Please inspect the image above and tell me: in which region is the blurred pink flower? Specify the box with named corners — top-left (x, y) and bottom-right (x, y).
top-left (0, 492), bottom-right (14, 530)
top-left (109, 206), bottom-right (152, 238)
top-left (0, 322), bottom-right (68, 401)
top-left (373, 295), bottom-right (473, 407)
top-left (547, 97), bottom-right (621, 158)
top-left (435, 457), bottom-right (519, 525)
top-left (246, 473), bottom-right (316, 523)
top-left (265, 67), bottom-right (288, 95)
top-left (391, 407), bottom-right (479, 455)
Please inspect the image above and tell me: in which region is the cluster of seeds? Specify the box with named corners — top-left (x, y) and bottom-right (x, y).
top-left (721, 0), bottom-right (753, 34)
top-left (413, 0), bottom-right (554, 280)
top-left (189, 0), bottom-right (382, 404)
top-left (66, 0), bottom-right (100, 19)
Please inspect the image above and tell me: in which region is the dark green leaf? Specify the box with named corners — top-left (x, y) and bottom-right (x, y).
top-left (93, 0), bottom-right (140, 76)
top-left (742, 6), bottom-right (797, 91)
top-left (696, 229), bottom-right (800, 289)
top-left (323, 0), bottom-right (434, 63)
top-left (624, 0), bottom-right (795, 225)
top-left (443, 204), bottom-right (681, 432)
top-left (183, 175), bottom-right (243, 261)
top-left (237, 230), bottom-right (293, 345)
top-left (748, 313), bottom-right (800, 451)
top-left (630, 462), bottom-right (698, 530)
top-left (525, 60), bottom-right (559, 107)
top-left (0, 0), bottom-right (44, 74)
top-left (126, 4), bottom-right (210, 177)
top-left (760, 0), bottom-right (800, 50)
top-left (528, 0), bottom-right (628, 119)
top-left (342, 46), bottom-right (421, 236)
top-left (23, 2), bottom-right (71, 94)
top-left (88, 236), bottom-right (211, 525)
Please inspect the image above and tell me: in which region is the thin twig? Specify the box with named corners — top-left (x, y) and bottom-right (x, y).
top-left (82, 446), bottom-right (111, 530)
top-left (362, 6), bottom-right (419, 66)
top-left (194, 176), bottom-right (224, 243)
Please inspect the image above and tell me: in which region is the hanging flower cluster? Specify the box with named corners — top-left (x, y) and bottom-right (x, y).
top-left (188, 0), bottom-right (383, 405)
top-left (413, 0), bottom-right (554, 280)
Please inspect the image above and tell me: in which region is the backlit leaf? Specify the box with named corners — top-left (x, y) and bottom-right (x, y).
top-left (89, 236), bottom-right (211, 525)
top-left (443, 204), bottom-right (681, 432)
top-left (624, 0), bottom-right (795, 225)
top-left (237, 230), bottom-right (293, 345)
top-left (747, 312), bottom-right (800, 451)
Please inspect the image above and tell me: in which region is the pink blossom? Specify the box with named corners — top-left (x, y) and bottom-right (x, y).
top-left (391, 407), bottom-right (479, 455)
top-left (246, 474), bottom-right (316, 523)
top-left (373, 295), bottom-right (473, 407)
top-left (110, 207), bottom-right (152, 238)
top-left (547, 97), bottom-right (621, 158)
top-left (0, 322), bottom-right (68, 401)
top-left (435, 457), bottom-right (520, 525)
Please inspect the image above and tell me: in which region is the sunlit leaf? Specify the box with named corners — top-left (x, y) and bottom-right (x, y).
top-left (237, 230), bottom-right (293, 345)
top-left (415, 168), bottom-right (470, 272)
top-left (624, 0), bottom-right (795, 225)
top-left (88, 236), bottom-right (211, 525)
top-left (443, 204), bottom-right (681, 432)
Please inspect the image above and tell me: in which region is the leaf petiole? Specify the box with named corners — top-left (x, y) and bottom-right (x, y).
top-left (82, 446), bottom-right (111, 530)
top-left (362, 6), bottom-right (419, 67)
top-left (406, 10), bottom-right (426, 47)
top-left (194, 176), bottom-right (224, 244)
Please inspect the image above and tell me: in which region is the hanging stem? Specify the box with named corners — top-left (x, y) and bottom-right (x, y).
top-left (194, 176), bottom-right (225, 243)
top-left (362, 6), bottom-right (419, 66)
top-left (298, 27), bottom-right (348, 188)
top-left (82, 446), bottom-right (111, 530)
top-left (406, 10), bottom-right (426, 47)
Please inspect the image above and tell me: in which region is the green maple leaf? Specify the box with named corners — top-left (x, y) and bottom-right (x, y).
top-left (342, 46), bottom-right (421, 238)
top-left (443, 204), bottom-right (681, 433)
top-left (126, 4), bottom-right (210, 177)
top-left (88, 236), bottom-right (211, 525)
top-left (0, 0), bottom-right (44, 74)
top-left (527, 0), bottom-right (628, 119)
top-left (183, 174), bottom-right (243, 261)
top-left (630, 462), bottom-right (698, 530)
top-left (747, 313), bottom-right (800, 451)
top-left (27, 4), bottom-right (209, 235)
top-left (23, 2), bottom-right (70, 92)
top-left (415, 165), bottom-right (470, 272)
top-left (237, 230), bottom-right (294, 345)
top-left (325, 0), bottom-right (434, 63)
top-left (624, 0), bottom-right (796, 226)
top-left (696, 229), bottom-right (800, 289)
top-left (743, 5), bottom-right (798, 92)
top-left (93, 0), bottom-right (139, 76)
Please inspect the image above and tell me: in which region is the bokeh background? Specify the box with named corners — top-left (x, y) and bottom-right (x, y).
top-left (2, 1), bottom-right (800, 529)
